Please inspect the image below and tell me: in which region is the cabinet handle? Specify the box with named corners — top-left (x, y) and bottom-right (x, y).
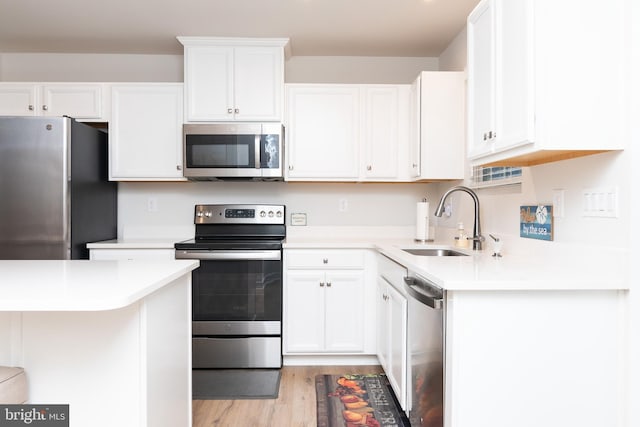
top-left (176, 165), bottom-right (182, 171)
top-left (288, 165), bottom-right (294, 171)
top-left (227, 108), bottom-right (233, 114)
top-left (323, 258), bottom-right (328, 264)
top-left (234, 108), bottom-right (240, 114)
top-left (28, 105), bottom-right (34, 111)
top-left (412, 163), bottom-right (418, 168)
top-left (42, 105), bottom-right (48, 111)
top-left (367, 165), bottom-right (372, 171)
top-left (326, 282), bottom-right (332, 287)
top-left (320, 282), bottom-right (325, 287)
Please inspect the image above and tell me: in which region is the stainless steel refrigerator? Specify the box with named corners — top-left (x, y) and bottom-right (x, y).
top-left (0, 116), bottom-right (117, 259)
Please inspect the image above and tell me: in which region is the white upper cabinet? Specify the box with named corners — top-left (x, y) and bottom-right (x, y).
top-left (178, 37), bottom-right (288, 122)
top-left (410, 71), bottom-right (465, 180)
top-left (285, 84), bottom-right (410, 182)
top-left (285, 84), bottom-right (361, 180)
top-left (0, 83), bottom-right (105, 120)
top-left (109, 83), bottom-right (185, 181)
top-left (467, 0), bottom-right (627, 167)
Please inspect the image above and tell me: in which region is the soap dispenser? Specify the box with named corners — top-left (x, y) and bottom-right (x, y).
top-left (455, 222), bottom-right (468, 248)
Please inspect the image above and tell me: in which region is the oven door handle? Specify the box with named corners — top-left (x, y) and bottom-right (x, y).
top-left (175, 250), bottom-right (281, 261)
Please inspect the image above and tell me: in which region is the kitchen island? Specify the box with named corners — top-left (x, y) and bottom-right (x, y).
top-left (0, 259), bottom-right (199, 427)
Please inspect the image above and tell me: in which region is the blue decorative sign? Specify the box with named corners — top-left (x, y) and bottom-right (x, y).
top-left (520, 205), bottom-right (554, 241)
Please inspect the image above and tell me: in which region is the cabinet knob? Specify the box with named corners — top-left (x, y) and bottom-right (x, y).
top-left (320, 282), bottom-right (325, 287)
top-left (227, 108), bottom-right (233, 114)
top-left (234, 108), bottom-right (240, 114)
top-left (42, 105), bottom-right (48, 111)
top-left (323, 258), bottom-right (328, 264)
top-left (288, 165), bottom-right (294, 171)
top-left (367, 165), bottom-right (372, 171)
top-left (176, 165), bottom-right (182, 171)
top-left (28, 105), bottom-right (34, 111)
top-left (412, 163), bottom-right (418, 168)
top-left (326, 282), bottom-right (332, 287)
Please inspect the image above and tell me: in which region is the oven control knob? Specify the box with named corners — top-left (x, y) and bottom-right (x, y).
top-left (268, 211), bottom-right (274, 218)
top-left (204, 211), bottom-right (212, 218)
top-left (196, 211), bottom-right (204, 217)
top-left (276, 210), bottom-right (283, 218)
top-left (260, 210), bottom-right (266, 218)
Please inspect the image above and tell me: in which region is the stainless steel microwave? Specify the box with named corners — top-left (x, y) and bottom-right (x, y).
top-left (183, 123), bottom-right (284, 180)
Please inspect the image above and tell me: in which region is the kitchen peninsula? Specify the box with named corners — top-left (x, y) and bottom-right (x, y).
top-left (284, 227), bottom-right (629, 427)
top-left (0, 259), bottom-right (199, 427)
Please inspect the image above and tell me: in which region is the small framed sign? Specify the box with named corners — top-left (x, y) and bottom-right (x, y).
top-left (520, 205), bottom-right (554, 241)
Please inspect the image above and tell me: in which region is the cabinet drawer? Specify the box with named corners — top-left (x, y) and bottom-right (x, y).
top-left (286, 250), bottom-right (365, 269)
top-left (377, 253), bottom-right (408, 292)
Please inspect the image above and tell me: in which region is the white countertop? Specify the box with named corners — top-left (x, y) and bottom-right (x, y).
top-left (0, 260), bottom-right (199, 311)
top-left (284, 227), bottom-right (629, 291)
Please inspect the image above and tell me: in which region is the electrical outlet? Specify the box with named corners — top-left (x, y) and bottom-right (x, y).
top-left (553, 189), bottom-right (565, 218)
top-left (147, 197), bottom-right (158, 213)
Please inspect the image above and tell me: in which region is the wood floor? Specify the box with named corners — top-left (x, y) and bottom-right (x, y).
top-left (192, 365), bottom-right (383, 427)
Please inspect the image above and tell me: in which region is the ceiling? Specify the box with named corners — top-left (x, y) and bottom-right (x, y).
top-left (0, 0), bottom-right (479, 57)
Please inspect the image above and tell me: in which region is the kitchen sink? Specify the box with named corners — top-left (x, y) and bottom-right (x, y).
top-left (402, 248), bottom-right (469, 257)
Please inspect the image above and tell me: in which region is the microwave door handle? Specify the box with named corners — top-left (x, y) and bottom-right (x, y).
top-left (255, 135), bottom-right (261, 169)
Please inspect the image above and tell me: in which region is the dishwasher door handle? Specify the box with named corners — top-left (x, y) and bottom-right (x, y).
top-left (404, 276), bottom-right (444, 310)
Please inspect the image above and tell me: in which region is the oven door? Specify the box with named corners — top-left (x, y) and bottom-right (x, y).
top-left (177, 249), bottom-right (283, 334)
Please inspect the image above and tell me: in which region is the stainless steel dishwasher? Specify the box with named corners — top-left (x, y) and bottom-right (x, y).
top-left (404, 273), bottom-right (444, 427)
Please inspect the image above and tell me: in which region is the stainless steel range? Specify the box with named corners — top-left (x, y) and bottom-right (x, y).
top-left (175, 204), bottom-right (285, 369)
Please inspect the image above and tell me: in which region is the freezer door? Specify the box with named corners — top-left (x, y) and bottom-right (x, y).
top-left (0, 117), bottom-right (69, 259)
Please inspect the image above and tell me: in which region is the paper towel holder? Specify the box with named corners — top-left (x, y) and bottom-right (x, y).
top-left (415, 198), bottom-right (434, 243)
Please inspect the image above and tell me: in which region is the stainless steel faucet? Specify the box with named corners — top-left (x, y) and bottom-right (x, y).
top-left (434, 185), bottom-right (484, 250)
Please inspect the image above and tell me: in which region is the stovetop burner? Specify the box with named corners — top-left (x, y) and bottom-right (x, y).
top-left (175, 204), bottom-right (286, 251)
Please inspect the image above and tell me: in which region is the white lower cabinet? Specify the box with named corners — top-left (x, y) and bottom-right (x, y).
top-left (284, 249), bottom-right (375, 355)
top-left (109, 83), bottom-right (185, 181)
top-left (376, 254), bottom-right (409, 410)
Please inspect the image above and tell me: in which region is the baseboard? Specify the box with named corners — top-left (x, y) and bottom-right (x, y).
top-left (283, 354), bottom-right (379, 366)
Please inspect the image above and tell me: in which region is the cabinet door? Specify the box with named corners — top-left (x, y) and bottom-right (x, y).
top-left (376, 278), bottom-right (391, 371)
top-left (234, 47), bottom-right (283, 121)
top-left (408, 77), bottom-right (421, 178)
top-left (285, 85), bottom-right (360, 180)
top-left (0, 84), bottom-right (38, 116)
top-left (284, 270), bottom-right (326, 353)
top-left (362, 86), bottom-right (399, 180)
top-left (110, 84), bottom-right (185, 181)
top-left (184, 46), bottom-right (234, 121)
top-left (41, 84), bottom-right (103, 119)
top-left (494, 0), bottom-right (535, 151)
top-left (324, 270), bottom-right (366, 353)
top-left (467, 0), bottom-right (496, 159)
top-left (418, 72), bottom-right (465, 180)
top-left (387, 281), bottom-right (408, 410)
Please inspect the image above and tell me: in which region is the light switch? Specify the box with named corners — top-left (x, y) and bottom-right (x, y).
top-left (582, 186), bottom-right (618, 218)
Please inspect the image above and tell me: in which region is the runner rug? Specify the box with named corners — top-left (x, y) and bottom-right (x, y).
top-left (315, 374), bottom-right (410, 427)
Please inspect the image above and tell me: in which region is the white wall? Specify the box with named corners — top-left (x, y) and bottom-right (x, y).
top-left (0, 52), bottom-right (438, 84)
top-left (285, 56), bottom-right (438, 83)
top-left (0, 53), bottom-right (184, 82)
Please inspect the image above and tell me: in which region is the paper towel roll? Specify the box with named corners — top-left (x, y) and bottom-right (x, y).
top-left (415, 201), bottom-right (430, 241)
